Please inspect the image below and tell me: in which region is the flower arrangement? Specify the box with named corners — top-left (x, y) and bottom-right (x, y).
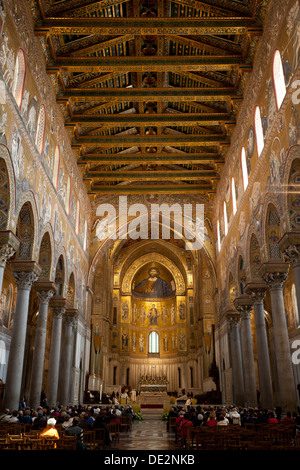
top-left (134, 411), bottom-right (144, 420)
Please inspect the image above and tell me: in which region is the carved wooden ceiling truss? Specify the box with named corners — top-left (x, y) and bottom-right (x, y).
top-left (30, 0), bottom-right (267, 199)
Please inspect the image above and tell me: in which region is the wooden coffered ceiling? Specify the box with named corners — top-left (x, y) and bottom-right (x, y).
top-left (30, 0), bottom-right (267, 200)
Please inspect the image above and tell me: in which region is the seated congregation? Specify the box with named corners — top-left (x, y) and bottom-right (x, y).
top-left (167, 405), bottom-right (300, 451)
top-left (0, 403), bottom-right (134, 450)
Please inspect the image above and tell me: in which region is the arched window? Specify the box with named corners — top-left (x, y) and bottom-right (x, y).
top-left (223, 201), bottom-right (228, 236)
top-left (83, 220), bottom-right (88, 252)
top-left (12, 49), bottom-right (26, 108)
top-left (148, 331), bottom-right (159, 354)
top-left (53, 146), bottom-right (60, 189)
top-left (292, 284), bottom-right (300, 327)
top-left (241, 147), bottom-right (248, 191)
top-left (35, 104), bottom-right (46, 154)
top-left (231, 177), bottom-right (237, 215)
top-left (254, 106), bottom-right (264, 157)
top-left (273, 50), bottom-right (286, 110)
top-left (76, 201), bottom-right (80, 235)
top-left (217, 220), bottom-right (221, 252)
top-left (66, 176), bottom-right (71, 215)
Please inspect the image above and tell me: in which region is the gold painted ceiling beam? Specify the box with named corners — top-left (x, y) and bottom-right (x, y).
top-left (88, 183), bottom-right (214, 194)
top-left (66, 113), bottom-right (235, 128)
top-left (72, 134), bottom-right (230, 147)
top-left (77, 152), bottom-right (224, 165)
top-left (45, 0), bottom-right (130, 17)
top-left (165, 35), bottom-right (238, 56)
top-left (173, 0), bottom-right (251, 16)
top-left (36, 17), bottom-right (262, 36)
top-left (83, 169), bottom-right (219, 181)
top-left (60, 35), bottom-right (135, 57)
top-left (69, 71), bottom-right (129, 89)
top-left (47, 55), bottom-right (251, 73)
top-left (57, 87), bottom-right (242, 102)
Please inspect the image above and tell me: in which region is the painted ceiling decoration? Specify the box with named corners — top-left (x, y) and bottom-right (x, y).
top-left (30, 0), bottom-right (267, 201)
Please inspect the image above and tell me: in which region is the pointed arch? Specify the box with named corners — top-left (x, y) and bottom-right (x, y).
top-left (76, 201), bottom-right (80, 235)
top-left (66, 175), bottom-right (71, 215)
top-left (16, 201), bottom-right (35, 260)
top-left (241, 147), bottom-right (248, 191)
top-left (237, 255), bottom-right (246, 295)
top-left (0, 156), bottom-right (11, 229)
top-left (273, 49), bottom-right (286, 110)
top-left (67, 272), bottom-right (76, 307)
top-left (53, 146), bottom-right (60, 189)
top-left (231, 177), bottom-right (237, 215)
top-left (265, 203), bottom-right (281, 260)
top-left (54, 254), bottom-right (65, 297)
top-left (12, 49), bottom-right (26, 108)
top-left (217, 219), bottom-right (221, 252)
top-left (148, 331), bottom-right (159, 354)
top-left (38, 231), bottom-right (52, 281)
top-left (35, 104), bottom-right (46, 154)
top-left (223, 201), bottom-right (228, 236)
top-left (249, 232), bottom-right (262, 280)
top-left (254, 106), bottom-right (264, 157)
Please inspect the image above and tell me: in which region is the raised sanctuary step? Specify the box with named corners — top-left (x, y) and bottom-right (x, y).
top-left (140, 408), bottom-right (165, 420)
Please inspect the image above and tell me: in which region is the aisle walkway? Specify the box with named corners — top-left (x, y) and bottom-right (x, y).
top-left (117, 409), bottom-right (178, 451)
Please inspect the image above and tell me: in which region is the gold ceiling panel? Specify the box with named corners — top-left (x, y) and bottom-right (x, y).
top-left (31, 0), bottom-right (265, 199)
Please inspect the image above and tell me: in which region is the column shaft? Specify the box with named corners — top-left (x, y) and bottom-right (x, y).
top-left (253, 300), bottom-right (274, 409)
top-left (269, 283), bottom-right (297, 412)
top-left (4, 270), bottom-right (39, 411)
top-left (230, 321), bottom-right (244, 406)
top-left (29, 287), bottom-right (56, 409)
top-left (59, 312), bottom-right (78, 405)
top-left (240, 311), bottom-right (257, 407)
top-left (47, 308), bottom-right (64, 407)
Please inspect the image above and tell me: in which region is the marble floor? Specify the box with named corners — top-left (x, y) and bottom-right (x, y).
top-left (116, 409), bottom-right (178, 451)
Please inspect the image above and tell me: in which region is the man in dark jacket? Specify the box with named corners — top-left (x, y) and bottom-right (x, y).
top-left (65, 417), bottom-right (86, 450)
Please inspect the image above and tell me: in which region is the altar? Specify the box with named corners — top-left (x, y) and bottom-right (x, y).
top-left (138, 374), bottom-right (169, 405)
top-left (139, 391), bottom-right (169, 405)
top-left (140, 384), bottom-right (167, 393)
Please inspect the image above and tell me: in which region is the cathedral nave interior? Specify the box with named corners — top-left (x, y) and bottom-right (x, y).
top-left (0, 0), bottom-right (299, 433)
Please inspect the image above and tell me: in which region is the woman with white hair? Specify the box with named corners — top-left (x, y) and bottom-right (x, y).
top-left (40, 417), bottom-right (60, 443)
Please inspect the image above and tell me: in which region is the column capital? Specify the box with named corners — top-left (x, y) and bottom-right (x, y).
top-left (278, 232), bottom-right (300, 267)
top-left (233, 294), bottom-right (254, 319)
top-left (244, 281), bottom-right (267, 304)
top-left (35, 281), bottom-right (58, 304)
top-left (64, 308), bottom-right (79, 327)
top-left (11, 260), bottom-right (42, 289)
top-left (50, 295), bottom-right (69, 309)
top-left (0, 230), bottom-right (20, 267)
top-left (226, 311), bottom-right (241, 327)
top-left (258, 262), bottom-right (289, 289)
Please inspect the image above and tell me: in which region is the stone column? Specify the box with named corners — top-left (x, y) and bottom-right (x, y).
top-left (28, 281), bottom-right (57, 410)
top-left (3, 260), bottom-right (41, 411)
top-left (46, 297), bottom-right (67, 407)
top-left (259, 262), bottom-right (298, 413)
top-left (245, 282), bottom-right (274, 410)
top-left (59, 308), bottom-right (79, 405)
top-left (279, 233), bottom-right (300, 317)
top-left (234, 295), bottom-right (257, 407)
top-left (226, 311), bottom-right (244, 406)
top-left (0, 231), bottom-right (19, 295)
